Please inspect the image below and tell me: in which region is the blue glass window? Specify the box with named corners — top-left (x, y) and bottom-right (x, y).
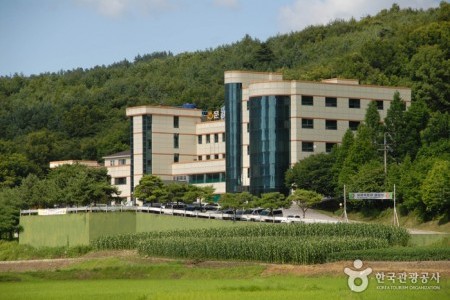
top-left (249, 95), bottom-right (290, 196)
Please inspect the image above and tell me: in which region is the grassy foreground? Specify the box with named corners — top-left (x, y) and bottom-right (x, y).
top-left (0, 257), bottom-right (448, 300)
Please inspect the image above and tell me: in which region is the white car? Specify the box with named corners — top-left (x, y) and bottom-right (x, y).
top-left (281, 215), bottom-right (302, 223)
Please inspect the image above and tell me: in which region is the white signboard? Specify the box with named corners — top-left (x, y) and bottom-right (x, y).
top-left (38, 208), bottom-right (67, 215)
top-left (349, 192), bottom-right (393, 200)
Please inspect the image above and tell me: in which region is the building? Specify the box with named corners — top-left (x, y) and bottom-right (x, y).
top-left (49, 160), bottom-right (100, 169)
top-left (102, 150), bottom-right (132, 201)
top-left (112, 70), bottom-right (411, 202)
top-left (224, 71), bottom-right (411, 195)
top-left (126, 106), bottom-right (225, 204)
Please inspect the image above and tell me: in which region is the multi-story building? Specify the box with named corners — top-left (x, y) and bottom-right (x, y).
top-left (103, 150), bottom-right (132, 201)
top-left (224, 71), bottom-right (410, 195)
top-left (109, 70), bottom-right (411, 202)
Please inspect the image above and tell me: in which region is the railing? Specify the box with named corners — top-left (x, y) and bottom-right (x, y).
top-left (20, 206), bottom-right (340, 223)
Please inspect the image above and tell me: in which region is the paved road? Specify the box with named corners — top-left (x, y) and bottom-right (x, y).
top-left (283, 206), bottom-right (447, 234)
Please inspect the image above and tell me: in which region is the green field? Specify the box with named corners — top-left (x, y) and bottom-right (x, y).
top-left (0, 257), bottom-right (448, 300)
top-left (6, 222), bottom-right (449, 299)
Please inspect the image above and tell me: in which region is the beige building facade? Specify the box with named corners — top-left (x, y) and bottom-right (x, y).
top-left (108, 70), bottom-right (411, 201)
top-left (224, 71), bottom-right (411, 195)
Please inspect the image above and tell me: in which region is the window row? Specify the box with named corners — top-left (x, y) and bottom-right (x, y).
top-left (302, 142), bottom-right (337, 153)
top-left (301, 95), bottom-right (384, 110)
top-left (189, 172), bottom-right (226, 184)
top-left (197, 153), bottom-right (225, 161)
top-left (198, 133), bottom-right (226, 144)
top-left (301, 119), bottom-right (360, 131)
top-left (109, 158), bottom-right (127, 166)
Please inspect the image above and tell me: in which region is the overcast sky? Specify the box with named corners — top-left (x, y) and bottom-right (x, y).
top-left (0, 0), bottom-right (442, 76)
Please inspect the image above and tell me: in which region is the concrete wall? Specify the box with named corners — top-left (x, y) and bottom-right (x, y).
top-left (19, 214), bottom-right (90, 248)
top-left (19, 212), bottom-right (136, 248)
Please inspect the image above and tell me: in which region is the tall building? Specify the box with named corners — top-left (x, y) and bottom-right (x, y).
top-left (126, 105), bottom-right (226, 204)
top-left (224, 71), bottom-right (411, 195)
top-left (113, 70), bottom-right (411, 202)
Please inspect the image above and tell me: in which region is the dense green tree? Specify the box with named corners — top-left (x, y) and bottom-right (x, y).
top-left (420, 160), bottom-right (450, 218)
top-left (285, 153), bottom-right (336, 197)
top-left (409, 45), bottom-right (450, 112)
top-left (219, 193), bottom-right (246, 220)
top-left (255, 192), bottom-right (291, 217)
top-left (0, 153), bottom-right (40, 188)
top-left (166, 183), bottom-right (189, 205)
top-left (347, 160), bottom-right (386, 193)
top-left (401, 99), bottom-right (430, 159)
top-left (134, 175), bottom-right (167, 205)
top-left (0, 188), bottom-right (22, 239)
top-left (384, 91), bottom-right (407, 160)
top-left (364, 101), bottom-right (382, 137)
top-left (287, 189), bottom-right (323, 218)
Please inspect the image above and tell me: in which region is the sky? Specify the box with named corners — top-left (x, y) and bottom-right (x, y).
top-left (0, 0), bottom-right (442, 76)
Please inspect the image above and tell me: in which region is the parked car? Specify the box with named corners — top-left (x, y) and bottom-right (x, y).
top-left (241, 208), bottom-right (264, 221)
top-left (184, 204), bottom-right (202, 211)
top-left (281, 215), bottom-right (302, 223)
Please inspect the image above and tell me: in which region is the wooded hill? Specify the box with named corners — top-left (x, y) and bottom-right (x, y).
top-left (0, 3), bottom-right (448, 184)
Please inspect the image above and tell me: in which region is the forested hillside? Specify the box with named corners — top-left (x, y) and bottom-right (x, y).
top-left (0, 2), bottom-right (449, 185)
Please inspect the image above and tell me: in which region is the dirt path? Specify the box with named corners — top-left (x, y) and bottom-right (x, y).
top-left (262, 261), bottom-right (450, 277)
top-left (1, 251), bottom-right (449, 277)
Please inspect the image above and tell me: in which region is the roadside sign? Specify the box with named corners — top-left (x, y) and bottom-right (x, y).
top-left (348, 192), bottom-right (393, 200)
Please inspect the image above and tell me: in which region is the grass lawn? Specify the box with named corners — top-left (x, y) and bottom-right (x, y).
top-left (2, 276), bottom-right (447, 300)
top-left (0, 257), bottom-right (448, 300)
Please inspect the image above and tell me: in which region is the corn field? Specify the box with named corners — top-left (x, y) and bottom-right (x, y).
top-left (91, 223), bottom-right (409, 264)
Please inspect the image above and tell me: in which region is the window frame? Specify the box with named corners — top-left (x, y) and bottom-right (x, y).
top-left (325, 97), bottom-right (337, 107)
top-left (301, 95), bottom-right (313, 106)
top-left (325, 119), bottom-right (338, 130)
top-left (302, 141), bottom-right (314, 152)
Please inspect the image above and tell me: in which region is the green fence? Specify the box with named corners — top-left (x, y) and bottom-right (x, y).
top-left (19, 212), bottom-right (241, 248)
top-left (19, 212), bottom-right (136, 248)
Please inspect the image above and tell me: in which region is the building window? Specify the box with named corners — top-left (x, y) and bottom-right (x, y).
top-left (173, 116), bottom-right (179, 128)
top-left (376, 100), bottom-right (384, 110)
top-left (247, 123), bottom-right (249, 132)
top-left (174, 133), bottom-right (179, 149)
top-left (325, 120), bottom-right (337, 130)
top-left (110, 160), bottom-right (115, 166)
top-left (301, 95), bottom-right (313, 106)
top-left (326, 143), bottom-right (336, 153)
top-left (247, 145), bottom-right (250, 155)
top-left (214, 154), bottom-right (219, 159)
top-left (325, 97), bottom-right (337, 107)
top-left (302, 142), bottom-right (314, 152)
top-left (214, 133), bottom-right (219, 143)
top-left (198, 135), bottom-right (202, 144)
top-left (302, 118), bottom-right (314, 129)
top-left (206, 155), bottom-right (211, 160)
top-left (174, 153), bottom-right (179, 163)
top-left (118, 159), bottom-right (126, 165)
top-left (222, 133), bottom-right (226, 142)
top-left (349, 98), bottom-right (360, 108)
top-left (349, 121), bottom-right (360, 131)
top-left (198, 156), bottom-right (202, 161)
top-left (114, 177), bottom-right (127, 185)
top-left (222, 153), bottom-right (226, 159)
top-left (206, 135), bottom-right (210, 143)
